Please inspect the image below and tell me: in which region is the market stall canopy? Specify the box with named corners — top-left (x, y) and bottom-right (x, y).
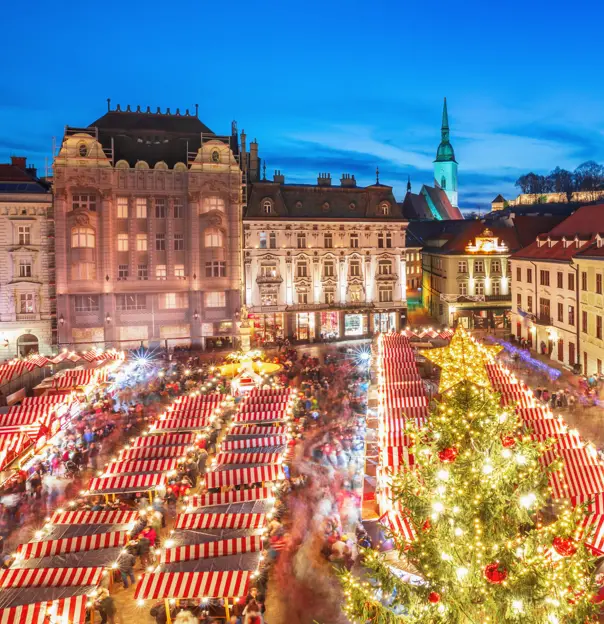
top-left (188, 487), bottom-right (273, 508)
top-left (161, 536), bottom-right (263, 564)
top-left (131, 432), bottom-right (196, 447)
top-left (16, 530), bottom-right (129, 559)
top-left (205, 465), bottom-right (282, 488)
top-left (0, 595), bottom-right (86, 624)
top-left (134, 570), bottom-right (252, 600)
top-left (174, 513), bottom-right (266, 531)
top-left (49, 509), bottom-right (138, 525)
top-left (87, 472), bottom-right (165, 494)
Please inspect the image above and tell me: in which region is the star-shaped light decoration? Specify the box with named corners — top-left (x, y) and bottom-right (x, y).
top-left (421, 327), bottom-right (503, 393)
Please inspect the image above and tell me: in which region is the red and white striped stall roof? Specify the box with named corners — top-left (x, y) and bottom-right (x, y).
top-left (21, 395), bottom-right (72, 405)
top-left (0, 566), bottom-right (103, 588)
top-left (583, 514), bottom-right (604, 554)
top-left (382, 396), bottom-right (428, 409)
top-left (240, 399), bottom-right (288, 410)
top-left (17, 530), bottom-right (128, 559)
top-left (524, 419), bottom-right (568, 436)
top-left (214, 452), bottom-right (281, 466)
top-left (188, 487), bottom-right (272, 508)
top-left (174, 395), bottom-right (225, 407)
top-left (205, 465), bottom-right (282, 489)
top-left (248, 388), bottom-right (291, 397)
top-left (174, 512), bottom-right (266, 530)
top-left (381, 446), bottom-right (414, 469)
top-left (379, 431), bottom-right (413, 447)
top-left (233, 412), bottom-right (287, 423)
top-left (382, 411), bottom-right (428, 430)
top-left (221, 437), bottom-right (286, 451)
top-left (518, 407), bottom-right (554, 420)
top-left (49, 509), bottom-right (138, 525)
top-left (383, 372), bottom-right (421, 383)
top-left (120, 445), bottom-right (190, 461)
top-left (134, 570), bottom-right (252, 600)
top-left (0, 595), bottom-right (87, 624)
top-left (228, 425), bottom-right (287, 436)
top-left (540, 447), bottom-right (599, 469)
top-left (572, 493), bottom-right (604, 513)
top-left (88, 472), bottom-right (165, 493)
top-left (0, 409), bottom-right (50, 427)
top-left (161, 535), bottom-right (262, 563)
top-left (530, 432), bottom-right (583, 449)
top-left (549, 464), bottom-right (604, 499)
top-left (104, 457), bottom-right (179, 475)
top-left (151, 418), bottom-right (211, 432)
top-left (378, 509), bottom-right (416, 542)
top-left (132, 433), bottom-right (196, 447)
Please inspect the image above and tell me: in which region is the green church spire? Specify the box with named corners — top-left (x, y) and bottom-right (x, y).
top-left (436, 97), bottom-right (456, 163)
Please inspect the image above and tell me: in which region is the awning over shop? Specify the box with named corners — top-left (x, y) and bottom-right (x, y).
top-left (0, 567), bottom-right (103, 588)
top-left (174, 513), bottom-right (266, 531)
top-left (120, 445), bottom-right (190, 461)
top-left (228, 425), bottom-right (287, 436)
top-left (0, 595), bottom-right (86, 624)
top-left (103, 457), bottom-right (179, 476)
top-left (134, 570), bottom-right (251, 600)
top-left (214, 452), bottom-right (281, 466)
top-left (221, 437), bottom-right (286, 451)
top-left (17, 530), bottom-right (129, 559)
top-left (188, 487), bottom-right (272, 509)
top-left (131, 432), bottom-right (196, 448)
top-left (205, 465), bottom-right (282, 488)
top-left (161, 536), bottom-right (263, 563)
top-left (88, 473), bottom-right (165, 494)
top-left (49, 510), bottom-right (138, 525)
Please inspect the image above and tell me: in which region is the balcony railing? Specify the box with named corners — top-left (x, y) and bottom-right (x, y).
top-left (534, 314), bottom-right (553, 326)
top-left (16, 313), bottom-right (37, 321)
top-left (484, 294), bottom-right (511, 302)
top-left (256, 275), bottom-right (283, 284)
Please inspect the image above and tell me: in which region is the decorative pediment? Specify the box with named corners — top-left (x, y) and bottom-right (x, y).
top-left (9, 246), bottom-right (39, 254)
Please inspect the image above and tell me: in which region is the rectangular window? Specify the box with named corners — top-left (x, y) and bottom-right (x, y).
top-left (260, 264), bottom-right (278, 278)
top-left (137, 265), bottom-right (148, 280)
top-left (173, 199), bottom-right (184, 219)
top-left (156, 264), bottom-right (167, 279)
top-left (155, 234), bottom-right (166, 251)
top-left (136, 198), bottom-right (147, 219)
top-left (557, 272), bottom-right (563, 289)
top-left (205, 291), bottom-right (226, 308)
top-left (539, 297), bottom-right (550, 320)
top-left (324, 262), bottom-right (335, 277)
top-left (269, 232), bottom-right (277, 249)
top-left (19, 293), bottom-right (34, 314)
top-left (568, 273), bottom-right (575, 291)
top-left (324, 233), bottom-right (333, 248)
top-left (350, 261), bottom-right (361, 277)
top-left (117, 233), bottom-right (129, 252)
top-left (582, 310), bottom-right (588, 333)
top-left (350, 233), bottom-right (359, 248)
top-left (175, 264), bottom-right (185, 278)
top-left (71, 262), bottom-right (95, 281)
top-left (516, 293), bottom-right (522, 308)
top-left (118, 264), bottom-right (129, 280)
top-left (259, 232), bottom-right (267, 249)
top-left (599, 359), bottom-right (603, 375)
top-left (117, 197), bottom-right (128, 219)
top-left (378, 287), bottom-right (393, 303)
top-left (568, 305), bottom-right (575, 326)
top-left (17, 226), bottom-right (31, 246)
top-left (598, 274), bottom-right (603, 295)
top-left (516, 267), bottom-right (521, 282)
top-left (558, 340), bottom-right (564, 362)
top-left (558, 302), bottom-right (564, 322)
top-left (160, 292), bottom-right (188, 310)
top-left (527, 295), bottom-right (533, 313)
top-left (205, 261), bottom-right (226, 277)
top-left (527, 268), bottom-right (532, 283)
top-left (459, 282), bottom-right (468, 296)
top-left (598, 316), bottom-right (603, 340)
top-left (492, 280), bottom-right (500, 295)
top-left (72, 194), bottom-right (96, 211)
top-left (475, 281), bottom-right (484, 296)
top-left (582, 271), bottom-right (588, 291)
top-left (459, 261), bottom-right (468, 274)
top-left (324, 291), bottom-right (334, 304)
top-left (378, 261), bottom-right (392, 275)
top-left (297, 263), bottom-right (308, 278)
top-left (474, 260), bottom-right (484, 273)
top-left (19, 259), bottom-right (32, 278)
top-left (74, 295), bottom-right (99, 312)
top-left (297, 233), bottom-right (306, 249)
top-left (116, 294), bottom-right (146, 311)
top-left (491, 260), bottom-right (501, 273)
top-left (136, 233), bottom-right (148, 251)
top-left (297, 291), bottom-right (308, 304)
top-left (174, 234), bottom-right (184, 251)
top-left (155, 199), bottom-right (167, 219)
top-left (540, 270), bottom-right (550, 286)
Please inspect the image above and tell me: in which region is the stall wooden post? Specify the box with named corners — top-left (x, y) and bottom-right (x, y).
top-left (90, 606), bottom-right (95, 624)
top-left (104, 494), bottom-right (109, 504)
top-left (148, 490), bottom-right (153, 504)
top-left (224, 599), bottom-right (230, 621)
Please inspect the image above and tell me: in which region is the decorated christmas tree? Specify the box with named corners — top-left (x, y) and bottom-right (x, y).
top-left (342, 330), bottom-right (599, 623)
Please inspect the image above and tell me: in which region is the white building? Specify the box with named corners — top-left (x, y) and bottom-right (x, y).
top-left (243, 172), bottom-right (408, 342)
top-left (0, 157), bottom-right (53, 357)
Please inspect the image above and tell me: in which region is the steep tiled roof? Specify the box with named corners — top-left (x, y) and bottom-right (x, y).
top-left (401, 185), bottom-right (463, 221)
top-left (0, 164), bottom-right (49, 194)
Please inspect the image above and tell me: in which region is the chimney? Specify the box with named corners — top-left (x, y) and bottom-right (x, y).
top-left (248, 140), bottom-right (259, 183)
top-left (26, 166), bottom-right (37, 179)
top-left (317, 172), bottom-right (332, 187)
top-left (340, 173), bottom-right (356, 188)
top-left (273, 170), bottom-right (285, 184)
top-left (11, 156), bottom-right (27, 170)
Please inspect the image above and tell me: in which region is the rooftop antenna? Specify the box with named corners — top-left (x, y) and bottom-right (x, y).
top-left (107, 98), bottom-right (111, 112)
top-left (195, 104), bottom-right (199, 118)
top-left (262, 161), bottom-right (267, 181)
top-left (376, 166), bottom-right (380, 184)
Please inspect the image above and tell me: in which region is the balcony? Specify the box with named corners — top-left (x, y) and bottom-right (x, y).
top-left (376, 272), bottom-right (398, 282)
top-left (256, 275), bottom-right (283, 285)
top-left (534, 314), bottom-right (553, 326)
top-left (484, 294), bottom-right (511, 302)
top-left (16, 313), bottom-right (37, 322)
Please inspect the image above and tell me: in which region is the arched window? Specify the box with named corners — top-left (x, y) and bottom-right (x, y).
top-left (262, 199), bottom-right (273, 215)
top-left (71, 227), bottom-right (95, 248)
top-left (204, 228), bottom-right (223, 248)
top-left (441, 176), bottom-right (447, 190)
top-left (378, 259), bottom-right (392, 275)
top-left (202, 196), bottom-right (225, 213)
top-left (17, 334), bottom-right (39, 357)
top-left (78, 143), bottom-right (88, 157)
top-left (378, 201), bottom-right (390, 216)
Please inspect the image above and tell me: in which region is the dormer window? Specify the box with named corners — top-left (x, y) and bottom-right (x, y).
top-left (262, 199), bottom-right (274, 215)
top-left (211, 150), bottom-right (220, 163)
top-left (378, 201), bottom-right (391, 216)
top-left (78, 143), bottom-right (88, 157)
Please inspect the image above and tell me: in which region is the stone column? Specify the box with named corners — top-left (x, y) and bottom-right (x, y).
top-left (167, 197), bottom-right (175, 278)
top-left (147, 197), bottom-right (156, 279)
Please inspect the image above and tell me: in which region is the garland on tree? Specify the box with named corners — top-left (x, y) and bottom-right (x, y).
top-left (341, 333), bottom-right (599, 623)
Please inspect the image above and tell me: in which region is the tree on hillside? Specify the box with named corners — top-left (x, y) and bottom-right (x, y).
top-left (341, 333), bottom-right (598, 623)
top-left (547, 167), bottom-right (575, 201)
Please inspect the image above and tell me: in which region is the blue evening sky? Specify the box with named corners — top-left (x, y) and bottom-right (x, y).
top-left (2, 0), bottom-right (604, 210)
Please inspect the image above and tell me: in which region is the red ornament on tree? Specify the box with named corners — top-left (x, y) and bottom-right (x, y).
top-left (483, 562), bottom-right (508, 584)
top-left (422, 518), bottom-right (432, 531)
top-left (438, 447), bottom-right (459, 463)
top-left (553, 536), bottom-right (578, 557)
top-left (428, 592), bottom-right (441, 604)
top-left (501, 436), bottom-right (516, 448)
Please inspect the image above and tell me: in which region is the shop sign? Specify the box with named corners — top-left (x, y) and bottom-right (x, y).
top-left (201, 323), bottom-right (214, 337)
top-left (345, 314), bottom-right (364, 336)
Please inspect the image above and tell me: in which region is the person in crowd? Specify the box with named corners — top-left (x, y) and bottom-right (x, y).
top-left (116, 549), bottom-right (136, 588)
top-left (95, 588), bottom-right (116, 624)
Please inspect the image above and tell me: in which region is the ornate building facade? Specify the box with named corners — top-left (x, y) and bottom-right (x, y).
top-left (53, 105), bottom-right (243, 350)
top-left (0, 157), bottom-right (53, 357)
top-left (243, 172), bottom-right (408, 343)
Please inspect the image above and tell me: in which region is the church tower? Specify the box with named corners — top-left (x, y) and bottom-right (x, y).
top-left (433, 97), bottom-right (458, 208)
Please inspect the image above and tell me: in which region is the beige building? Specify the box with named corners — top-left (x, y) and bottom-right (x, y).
top-left (0, 157), bottom-right (53, 357)
top-left (510, 205), bottom-right (604, 374)
top-left (243, 172), bottom-right (408, 342)
top-left (53, 105), bottom-right (243, 350)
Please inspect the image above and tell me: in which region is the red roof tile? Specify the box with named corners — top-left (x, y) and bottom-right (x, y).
top-left (0, 165), bottom-right (33, 182)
